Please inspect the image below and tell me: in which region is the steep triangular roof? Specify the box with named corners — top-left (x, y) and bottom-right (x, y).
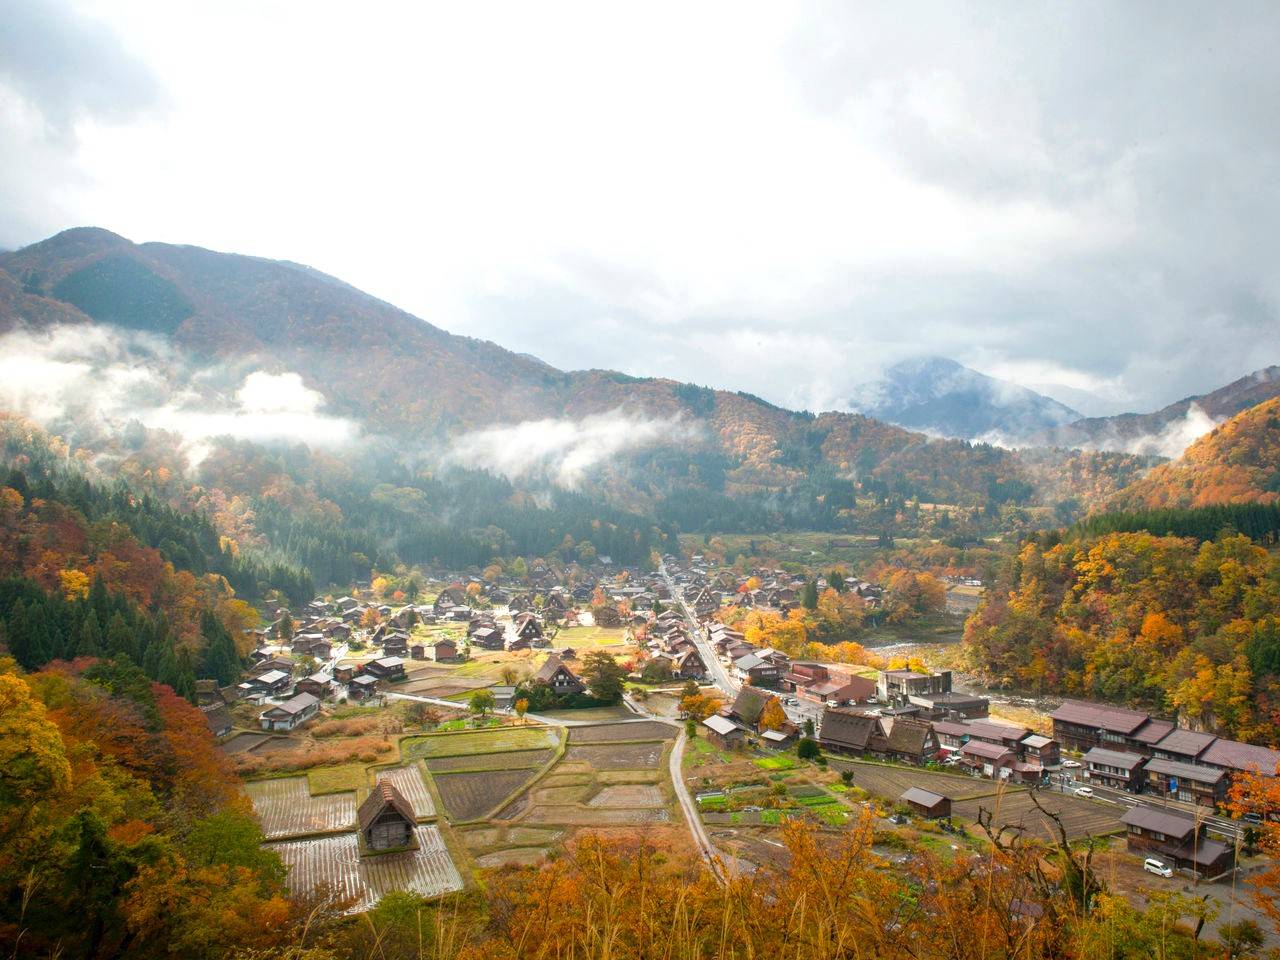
top-left (730, 685), bottom-right (775, 726)
top-left (534, 652), bottom-right (577, 684)
top-left (357, 778), bottom-right (416, 831)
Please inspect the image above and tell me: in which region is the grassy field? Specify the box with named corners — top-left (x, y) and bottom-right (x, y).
top-left (537, 705), bottom-right (635, 722)
top-left (425, 748), bottom-right (554, 773)
top-left (551, 625), bottom-right (630, 649)
top-left (306, 764), bottom-right (368, 795)
top-left (403, 726), bottom-right (559, 759)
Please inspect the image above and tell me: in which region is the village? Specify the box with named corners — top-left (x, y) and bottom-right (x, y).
top-left (200, 550), bottom-right (1279, 927)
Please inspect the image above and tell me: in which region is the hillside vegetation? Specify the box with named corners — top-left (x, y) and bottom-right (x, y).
top-left (1107, 397), bottom-right (1280, 511)
top-left (963, 527), bottom-right (1280, 742)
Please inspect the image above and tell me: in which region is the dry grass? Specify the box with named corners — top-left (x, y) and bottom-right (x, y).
top-left (311, 714), bottom-right (404, 738)
top-left (230, 736), bottom-right (396, 777)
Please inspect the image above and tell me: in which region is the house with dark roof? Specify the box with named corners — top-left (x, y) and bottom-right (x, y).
top-left (733, 653), bottom-right (783, 687)
top-left (201, 703), bottom-right (232, 737)
top-left (900, 787), bottom-right (951, 819)
top-left (1152, 729), bottom-right (1217, 765)
top-left (1051, 701), bottom-right (1153, 754)
top-left (533, 654), bottom-right (585, 695)
top-left (1120, 806), bottom-right (1233, 877)
top-left (818, 708), bottom-right (879, 755)
top-left (258, 692), bottom-right (320, 731)
top-left (1082, 747), bottom-right (1147, 791)
top-left (1143, 757), bottom-right (1229, 806)
top-left (1201, 739), bottom-right (1280, 779)
top-left (728, 685), bottom-right (779, 731)
top-left (365, 657), bottom-right (406, 681)
top-left (358, 780), bottom-right (417, 852)
top-left (870, 716), bottom-right (938, 765)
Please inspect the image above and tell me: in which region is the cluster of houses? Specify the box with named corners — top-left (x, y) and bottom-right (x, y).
top-left (1051, 700), bottom-right (1280, 806)
top-left (667, 553), bottom-right (885, 618)
top-left (643, 610), bottom-right (709, 680)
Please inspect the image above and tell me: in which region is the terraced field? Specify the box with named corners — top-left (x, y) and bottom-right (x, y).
top-left (404, 727), bottom-right (558, 759)
top-left (565, 742), bottom-right (665, 768)
top-left (951, 790), bottom-right (1124, 841)
top-left (589, 784), bottom-right (664, 806)
top-left (375, 765), bottom-right (435, 819)
top-left (567, 721), bottom-right (674, 743)
top-left (268, 825), bottom-right (462, 912)
top-left (834, 762), bottom-right (1000, 803)
top-left (244, 777), bottom-right (356, 840)
top-left (522, 805), bottom-right (670, 826)
top-left (434, 768), bottom-right (543, 821)
top-left (425, 748), bottom-right (554, 773)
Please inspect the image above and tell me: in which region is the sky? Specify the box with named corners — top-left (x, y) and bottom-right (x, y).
top-left (3, 1), bottom-right (1280, 417)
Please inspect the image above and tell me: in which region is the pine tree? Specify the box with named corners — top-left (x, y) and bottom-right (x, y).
top-left (801, 579), bottom-right (819, 610)
top-left (105, 612), bottom-right (135, 662)
top-left (76, 610), bottom-right (103, 658)
top-left (7, 599), bottom-right (33, 668)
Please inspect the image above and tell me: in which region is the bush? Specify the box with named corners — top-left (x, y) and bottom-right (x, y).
top-left (796, 737), bottom-right (820, 760)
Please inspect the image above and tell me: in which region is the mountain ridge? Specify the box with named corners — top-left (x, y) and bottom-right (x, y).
top-left (847, 355), bottom-right (1080, 442)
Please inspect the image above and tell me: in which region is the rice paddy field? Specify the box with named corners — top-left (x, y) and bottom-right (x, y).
top-left (268, 826), bottom-right (462, 913)
top-left (403, 726), bottom-right (559, 759)
top-left (567, 720), bottom-right (675, 743)
top-left (425, 748), bottom-right (554, 773)
top-left (243, 777), bottom-right (357, 840)
top-left (433, 768), bottom-right (545, 821)
top-left (375, 765), bottom-right (436, 819)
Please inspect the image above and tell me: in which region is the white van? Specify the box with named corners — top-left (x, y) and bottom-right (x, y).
top-left (1143, 858), bottom-right (1174, 878)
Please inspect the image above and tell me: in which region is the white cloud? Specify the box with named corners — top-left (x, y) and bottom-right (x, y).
top-left (0, 325), bottom-right (358, 464)
top-left (445, 410), bottom-right (698, 490)
top-left (4, 2), bottom-right (1280, 416)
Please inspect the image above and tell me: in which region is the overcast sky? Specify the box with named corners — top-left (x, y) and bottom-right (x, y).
top-left (3, 1), bottom-right (1279, 416)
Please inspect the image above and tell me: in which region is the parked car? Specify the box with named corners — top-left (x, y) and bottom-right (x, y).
top-left (1062, 760), bottom-right (1082, 769)
top-left (1073, 786), bottom-right (1094, 798)
top-left (1144, 858), bottom-right (1174, 878)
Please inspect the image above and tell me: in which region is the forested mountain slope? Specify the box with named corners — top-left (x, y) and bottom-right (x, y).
top-left (0, 228), bottom-right (1157, 525)
top-left (1106, 396), bottom-right (1280, 510)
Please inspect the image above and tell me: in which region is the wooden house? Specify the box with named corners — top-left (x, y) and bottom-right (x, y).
top-left (703, 714), bottom-right (746, 750)
top-left (1120, 806), bottom-right (1232, 877)
top-left (513, 612), bottom-right (544, 643)
top-left (294, 673), bottom-right (332, 699)
top-left (201, 703), bottom-right (233, 737)
top-left (258, 692), bottom-right (319, 731)
top-left (358, 780), bottom-right (416, 852)
top-left (533, 653), bottom-right (585, 696)
top-left (900, 787), bottom-right (951, 819)
top-left (365, 657), bottom-right (406, 681)
top-left (349, 674), bottom-right (380, 700)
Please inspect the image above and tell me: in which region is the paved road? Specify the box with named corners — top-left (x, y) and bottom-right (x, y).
top-left (669, 728), bottom-right (724, 881)
top-left (658, 560), bottom-right (738, 696)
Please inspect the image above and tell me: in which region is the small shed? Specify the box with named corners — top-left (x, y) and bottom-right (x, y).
top-left (899, 787), bottom-right (951, 819)
top-left (358, 779), bottom-right (416, 852)
top-left (703, 714), bottom-right (746, 751)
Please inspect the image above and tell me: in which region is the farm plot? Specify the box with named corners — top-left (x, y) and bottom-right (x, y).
top-left (568, 721), bottom-right (674, 743)
top-left (219, 732), bottom-right (269, 754)
top-left (425, 748), bottom-right (554, 773)
top-left (522, 805), bottom-right (670, 826)
top-left (565, 742), bottom-right (665, 769)
top-left (376, 766), bottom-right (435, 819)
top-left (244, 777), bottom-right (356, 840)
top-left (268, 825), bottom-right (462, 913)
top-left (951, 791), bottom-right (1124, 842)
top-left (404, 727), bottom-right (558, 760)
top-left (434, 769), bottom-right (543, 821)
top-left (836, 762), bottom-right (998, 803)
top-left (589, 784), bottom-right (664, 807)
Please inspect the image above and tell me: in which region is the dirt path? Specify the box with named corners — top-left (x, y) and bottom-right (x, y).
top-left (669, 729), bottom-right (724, 881)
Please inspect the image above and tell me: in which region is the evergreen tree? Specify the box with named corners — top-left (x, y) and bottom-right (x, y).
top-left (7, 599), bottom-right (33, 668)
top-left (199, 611), bottom-right (240, 684)
top-left (105, 612), bottom-right (135, 662)
top-left (801, 579), bottom-right (819, 610)
top-left (76, 609), bottom-right (103, 658)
